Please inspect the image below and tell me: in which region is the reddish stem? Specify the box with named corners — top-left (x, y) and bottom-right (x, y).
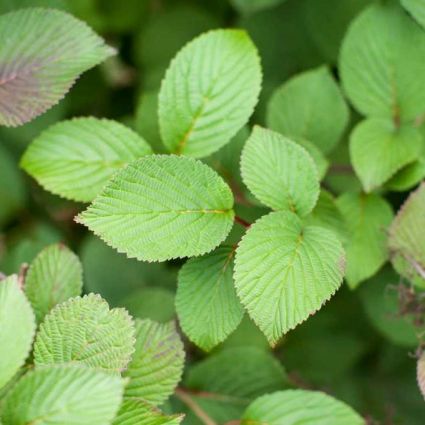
top-left (235, 216), bottom-right (251, 229)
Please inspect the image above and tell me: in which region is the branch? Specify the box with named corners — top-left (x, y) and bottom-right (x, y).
top-left (175, 388), bottom-right (218, 425)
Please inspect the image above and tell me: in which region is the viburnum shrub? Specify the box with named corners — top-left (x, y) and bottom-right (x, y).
top-left (1, 0), bottom-right (425, 423)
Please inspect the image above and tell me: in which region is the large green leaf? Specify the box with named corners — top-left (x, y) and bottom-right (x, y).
top-left (176, 246), bottom-right (243, 351)
top-left (0, 275), bottom-right (35, 390)
top-left (158, 29), bottom-right (262, 158)
top-left (340, 2), bottom-right (425, 123)
top-left (21, 118), bottom-right (152, 202)
top-left (34, 294), bottom-right (135, 372)
top-left (388, 182), bottom-right (425, 288)
top-left (1, 365), bottom-right (124, 425)
top-left (242, 390), bottom-right (363, 425)
top-left (124, 319), bottom-right (185, 405)
top-left (77, 155), bottom-right (235, 262)
top-left (234, 211), bottom-right (345, 344)
top-left (24, 243), bottom-right (83, 324)
top-left (350, 118), bottom-right (422, 192)
top-left (401, 0), bottom-right (425, 29)
top-left (240, 127), bottom-right (319, 216)
top-left (113, 398), bottom-right (183, 425)
top-left (186, 347), bottom-right (289, 400)
top-left (337, 192), bottom-right (393, 289)
top-left (267, 66), bottom-right (349, 153)
top-left (0, 8), bottom-right (114, 127)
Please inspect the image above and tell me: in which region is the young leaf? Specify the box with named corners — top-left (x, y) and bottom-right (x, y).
top-left (124, 319), bottom-right (185, 405)
top-left (176, 246), bottom-right (244, 351)
top-left (242, 390), bottom-right (364, 425)
top-left (158, 29), bottom-right (262, 158)
top-left (0, 8), bottom-right (115, 127)
top-left (401, 0), bottom-right (425, 29)
top-left (337, 192), bottom-right (393, 289)
top-left (240, 127), bottom-right (320, 216)
top-left (113, 398), bottom-right (183, 425)
top-left (21, 118), bottom-right (152, 202)
top-left (234, 211), bottom-right (345, 344)
top-left (77, 155), bottom-right (235, 262)
top-left (186, 347), bottom-right (289, 399)
top-left (267, 66), bottom-right (349, 153)
top-left (388, 182), bottom-right (425, 288)
top-left (350, 118), bottom-right (422, 192)
top-left (0, 275), bottom-right (35, 390)
top-left (34, 294), bottom-right (135, 372)
top-left (1, 365), bottom-right (124, 425)
top-left (340, 2), bottom-right (425, 123)
top-left (24, 243), bottom-right (83, 324)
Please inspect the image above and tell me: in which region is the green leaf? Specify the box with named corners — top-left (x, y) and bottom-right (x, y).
top-left (124, 319), bottom-right (185, 405)
top-left (389, 182), bottom-right (425, 288)
top-left (24, 243), bottom-right (83, 324)
top-left (234, 211), bottom-right (345, 344)
top-left (350, 118), bottom-right (422, 192)
top-left (77, 155), bottom-right (235, 262)
top-left (112, 398), bottom-right (183, 425)
top-left (0, 0), bottom-right (69, 14)
top-left (119, 287), bottom-right (176, 323)
top-left (113, 398), bottom-right (183, 425)
top-left (340, 2), bottom-right (425, 123)
top-left (359, 267), bottom-right (418, 347)
top-left (158, 29), bottom-right (262, 158)
top-left (0, 143), bottom-right (26, 228)
top-left (176, 246), bottom-right (244, 351)
top-left (267, 66), bottom-right (349, 154)
top-left (336, 192), bottom-right (393, 289)
top-left (80, 235), bottom-right (176, 306)
top-left (304, 190), bottom-right (347, 244)
top-left (240, 127), bottom-right (320, 216)
top-left (1, 365), bottom-right (124, 425)
top-left (0, 275), bottom-right (35, 390)
top-left (186, 347), bottom-right (289, 399)
top-left (230, 0), bottom-right (286, 15)
top-left (21, 118), bottom-right (152, 202)
top-left (294, 138), bottom-right (329, 180)
top-left (401, 0), bottom-right (425, 29)
top-left (0, 8), bottom-right (115, 127)
top-left (242, 390), bottom-right (364, 425)
top-left (34, 294), bottom-right (135, 372)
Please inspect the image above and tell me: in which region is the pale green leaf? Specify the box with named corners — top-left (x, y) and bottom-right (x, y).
top-left (350, 118), bottom-right (422, 192)
top-left (267, 66), bottom-right (349, 153)
top-left (21, 118), bottom-right (152, 202)
top-left (240, 127), bottom-right (320, 216)
top-left (0, 8), bottom-right (115, 127)
top-left (294, 137), bottom-right (329, 180)
top-left (340, 2), bottom-right (425, 122)
top-left (1, 365), bottom-right (124, 425)
top-left (337, 192), bottom-right (393, 289)
top-left (113, 398), bottom-right (183, 425)
top-left (77, 155), bottom-right (235, 262)
top-left (176, 246), bottom-right (244, 351)
top-left (304, 190), bottom-right (347, 244)
top-left (242, 390), bottom-right (364, 425)
top-left (234, 211), bottom-right (345, 344)
top-left (34, 294), bottom-right (135, 372)
top-left (124, 319), bottom-right (185, 405)
top-left (0, 275), bottom-right (35, 390)
top-left (388, 182), bottom-right (425, 288)
top-left (158, 29), bottom-right (262, 158)
top-left (24, 243), bottom-right (83, 324)
top-left (186, 347), bottom-right (289, 399)
top-left (401, 0), bottom-right (425, 29)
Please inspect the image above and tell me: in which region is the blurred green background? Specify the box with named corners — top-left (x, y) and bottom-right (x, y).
top-left (1, 0), bottom-right (424, 423)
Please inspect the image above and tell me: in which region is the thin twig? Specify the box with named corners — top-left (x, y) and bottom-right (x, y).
top-left (175, 388), bottom-right (218, 425)
top-left (235, 216), bottom-right (251, 229)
